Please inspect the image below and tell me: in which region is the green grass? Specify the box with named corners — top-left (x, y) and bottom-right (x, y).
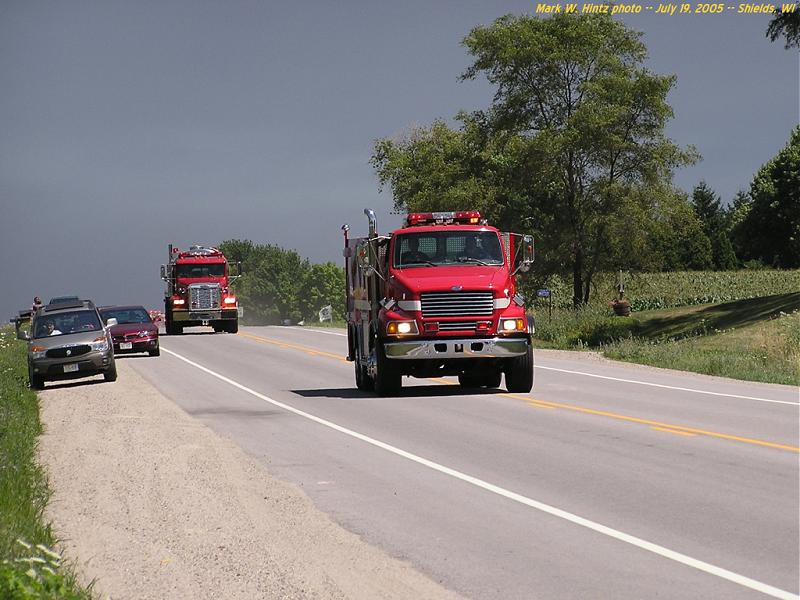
top-left (0, 326), bottom-right (92, 599)
top-left (533, 293), bottom-right (800, 385)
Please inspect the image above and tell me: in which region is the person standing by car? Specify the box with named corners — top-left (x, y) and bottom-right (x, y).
top-left (32, 296), bottom-right (43, 312)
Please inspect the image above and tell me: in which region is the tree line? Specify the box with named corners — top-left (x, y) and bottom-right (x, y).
top-left (372, 13), bottom-right (799, 305)
top-left (219, 240), bottom-right (345, 325)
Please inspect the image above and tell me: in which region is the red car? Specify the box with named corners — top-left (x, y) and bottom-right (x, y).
top-left (99, 305), bottom-right (160, 356)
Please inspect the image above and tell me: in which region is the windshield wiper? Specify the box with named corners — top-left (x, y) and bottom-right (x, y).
top-left (402, 261), bottom-right (439, 268)
top-left (456, 256), bottom-right (495, 266)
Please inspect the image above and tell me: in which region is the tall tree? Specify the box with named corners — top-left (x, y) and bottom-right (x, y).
top-left (690, 182), bottom-right (737, 269)
top-left (767, 8), bottom-right (800, 48)
top-left (463, 14), bottom-right (699, 305)
top-left (732, 128), bottom-right (800, 268)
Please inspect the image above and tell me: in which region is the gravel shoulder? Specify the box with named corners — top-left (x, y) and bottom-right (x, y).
top-left (38, 360), bottom-right (465, 600)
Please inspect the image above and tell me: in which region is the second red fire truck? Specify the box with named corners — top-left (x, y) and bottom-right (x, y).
top-left (161, 245), bottom-right (241, 335)
top-left (343, 209), bottom-right (534, 396)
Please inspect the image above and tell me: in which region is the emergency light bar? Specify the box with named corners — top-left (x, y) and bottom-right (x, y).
top-left (404, 210), bottom-right (483, 227)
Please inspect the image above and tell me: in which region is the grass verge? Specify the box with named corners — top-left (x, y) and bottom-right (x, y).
top-left (0, 326), bottom-right (92, 599)
top-left (533, 293), bottom-right (800, 385)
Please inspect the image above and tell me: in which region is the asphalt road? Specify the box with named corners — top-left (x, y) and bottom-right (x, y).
top-left (127, 325), bottom-right (799, 600)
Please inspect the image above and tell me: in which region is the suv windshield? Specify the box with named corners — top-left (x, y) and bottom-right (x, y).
top-left (393, 231), bottom-right (504, 268)
top-left (33, 310), bottom-right (102, 339)
top-left (100, 308), bottom-right (151, 325)
top-left (176, 263), bottom-right (225, 278)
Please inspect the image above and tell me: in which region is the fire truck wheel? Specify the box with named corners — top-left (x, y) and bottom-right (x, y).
top-left (458, 371), bottom-right (502, 388)
top-left (212, 323), bottom-right (223, 333)
top-left (354, 349), bottom-right (374, 392)
top-left (505, 346), bottom-right (533, 393)
top-left (226, 321), bottom-right (239, 334)
top-left (374, 342), bottom-right (401, 396)
top-left (104, 361), bottom-right (118, 383)
top-left (458, 373), bottom-right (481, 388)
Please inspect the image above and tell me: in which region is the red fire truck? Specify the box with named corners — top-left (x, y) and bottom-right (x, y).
top-left (161, 245), bottom-right (241, 335)
top-left (343, 209), bottom-right (534, 396)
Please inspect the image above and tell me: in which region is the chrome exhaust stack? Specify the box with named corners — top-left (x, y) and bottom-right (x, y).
top-left (364, 208), bottom-right (377, 238)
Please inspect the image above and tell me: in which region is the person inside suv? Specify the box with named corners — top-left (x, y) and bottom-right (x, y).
top-left (41, 320), bottom-right (62, 336)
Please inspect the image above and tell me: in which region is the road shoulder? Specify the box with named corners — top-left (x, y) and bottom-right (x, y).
top-left (38, 359), bottom-right (464, 600)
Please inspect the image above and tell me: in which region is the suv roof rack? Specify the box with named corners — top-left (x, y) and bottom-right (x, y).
top-left (43, 299), bottom-right (95, 312)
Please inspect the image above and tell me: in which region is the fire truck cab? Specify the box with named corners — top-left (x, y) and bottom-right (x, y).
top-left (344, 209), bottom-right (534, 396)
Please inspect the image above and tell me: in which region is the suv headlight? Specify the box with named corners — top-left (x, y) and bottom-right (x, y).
top-left (91, 335), bottom-right (109, 352)
top-left (31, 345), bottom-right (46, 359)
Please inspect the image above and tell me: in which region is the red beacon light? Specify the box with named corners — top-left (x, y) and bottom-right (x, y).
top-left (404, 210), bottom-right (483, 227)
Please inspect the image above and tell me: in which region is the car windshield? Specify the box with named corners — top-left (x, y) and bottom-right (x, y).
top-left (33, 310), bottom-right (102, 339)
top-left (393, 231), bottom-right (504, 268)
top-left (176, 263), bottom-right (225, 278)
top-left (100, 308), bottom-right (151, 325)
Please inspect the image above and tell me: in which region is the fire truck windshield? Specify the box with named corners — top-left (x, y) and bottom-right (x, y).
top-left (176, 263), bottom-right (225, 278)
top-left (393, 231), bottom-right (504, 268)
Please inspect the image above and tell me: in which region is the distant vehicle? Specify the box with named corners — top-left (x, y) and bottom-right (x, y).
top-left (15, 299), bottom-right (117, 389)
top-left (99, 306), bottom-right (160, 357)
top-left (160, 244), bottom-right (241, 335)
top-left (47, 295), bottom-right (81, 306)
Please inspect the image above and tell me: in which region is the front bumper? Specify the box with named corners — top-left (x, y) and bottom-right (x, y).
top-left (172, 309), bottom-right (238, 322)
top-left (30, 349), bottom-right (113, 379)
top-left (384, 336), bottom-right (529, 360)
top-left (113, 337), bottom-right (158, 353)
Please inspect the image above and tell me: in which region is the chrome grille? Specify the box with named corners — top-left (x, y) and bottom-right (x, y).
top-left (421, 292), bottom-right (494, 317)
top-left (437, 321), bottom-right (478, 331)
top-left (189, 284), bottom-right (220, 309)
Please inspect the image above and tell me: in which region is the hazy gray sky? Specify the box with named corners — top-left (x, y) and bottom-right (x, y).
top-left (1, 0), bottom-right (797, 318)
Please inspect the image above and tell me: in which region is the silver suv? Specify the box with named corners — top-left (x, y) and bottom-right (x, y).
top-left (18, 299), bottom-right (117, 389)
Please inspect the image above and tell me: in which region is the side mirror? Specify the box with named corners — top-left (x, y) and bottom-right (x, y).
top-left (519, 235), bottom-right (534, 272)
top-left (17, 329), bottom-right (30, 341)
top-left (160, 265), bottom-right (167, 279)
top-left (106, 318), bottom-right (118, 327)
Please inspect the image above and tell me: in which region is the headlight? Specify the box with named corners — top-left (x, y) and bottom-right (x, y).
top-left (223, 297), bottom-right (237, 305)
top-left (173, 298), bottom-right (185, 306)
top-left (500, 318), bottom-right (526, 332)
top-left (91, 335), bottom-right (109, 352)
top-left (31, 345), bottom-right (46, 359)
top-left (138, 330), bottom-right (151, 338)
top-left (386, 320), bottom-right (419, 335)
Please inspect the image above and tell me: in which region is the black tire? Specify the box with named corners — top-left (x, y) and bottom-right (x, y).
top-left (29, 364), bottom-right (45, 390)
top-left (149, 345), bottom-right (160, 357)
top-left (226, 320), bottom-right (239, 334)
top-left (212, 322), bottom-right (224, 333)
top-left (374, 341), bottom-right (401, 396)
top-left (458, 373), bottom-right (481, 388)
top-left (484, 371), bottom-right (502, 388)
top-left (458, 371), bottom-right (502, 388)
top-left (505, 345), bottom-right (534, 393)
top-left (166, 320), bottom-right (181, 335)
top-left (354, 351), bottom-right (374, 392)
top-left (104, 360), bottom-right (118, 382)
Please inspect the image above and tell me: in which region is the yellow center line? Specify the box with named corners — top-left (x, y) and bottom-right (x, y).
top-left (238, 331), bottom-right (348, 363)
top-left (237, 331), bottom-right (799, 453)
top-left (651, 426), bottom-right (698, 437)
top-left (501, 393), bottom-right (799, 453)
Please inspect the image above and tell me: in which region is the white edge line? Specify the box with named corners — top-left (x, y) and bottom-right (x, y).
top-left (535, 366), bottom-right (799, 406)
top-left (161, 346), bottom-right (798, 600)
